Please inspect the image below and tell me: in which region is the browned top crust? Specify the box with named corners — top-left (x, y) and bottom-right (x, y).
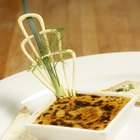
top-left (34, 94), bottom-right (130, 130)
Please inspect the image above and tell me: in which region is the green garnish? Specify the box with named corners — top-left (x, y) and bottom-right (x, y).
top-left (115, 84), bottom-right (134, 92)
top-left (115, 88), bottom-right (124, 92)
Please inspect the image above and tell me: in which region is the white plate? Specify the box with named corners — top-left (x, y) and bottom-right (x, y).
top-left (1, 52), bottom-right (140, 139)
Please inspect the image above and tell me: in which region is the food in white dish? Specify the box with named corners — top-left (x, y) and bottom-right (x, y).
top-left (34, 93), bottom-right (130, 130)
top-left (26, 91), bottom-right (137, 140)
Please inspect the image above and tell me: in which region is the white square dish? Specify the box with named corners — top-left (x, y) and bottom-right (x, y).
top-left (26, 91), bottom-right (137, 140)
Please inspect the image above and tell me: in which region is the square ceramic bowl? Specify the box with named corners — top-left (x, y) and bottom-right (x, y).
top-left (26, 91), bottom-right (137, 140)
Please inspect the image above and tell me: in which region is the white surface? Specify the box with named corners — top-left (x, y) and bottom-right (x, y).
top-left (21, 89), bottom-right (55, 113)
top-left (0, 52), bottom-right (140, 139)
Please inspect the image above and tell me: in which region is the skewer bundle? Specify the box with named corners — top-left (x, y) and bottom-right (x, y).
top-left (18, 13), bottom-right (76, 98)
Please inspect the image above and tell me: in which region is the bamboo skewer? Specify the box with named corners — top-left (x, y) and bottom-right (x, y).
top-left (18, 13), bottom-right (76, 98)
top-left (1, 107), bottom-right (38, 140)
